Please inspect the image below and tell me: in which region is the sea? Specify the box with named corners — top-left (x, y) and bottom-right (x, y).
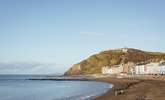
top-left (0, 75), bottom-right (112, 100)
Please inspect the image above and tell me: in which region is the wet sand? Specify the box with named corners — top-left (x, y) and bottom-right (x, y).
top-left (95, 75), bottom-right (165, 100)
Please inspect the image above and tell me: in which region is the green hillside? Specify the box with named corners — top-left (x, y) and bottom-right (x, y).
top-left (64, 48), bottom-right (165, 75)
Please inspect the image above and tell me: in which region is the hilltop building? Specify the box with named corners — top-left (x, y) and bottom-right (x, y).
top-left (122, 47), bottom-right (128, 53)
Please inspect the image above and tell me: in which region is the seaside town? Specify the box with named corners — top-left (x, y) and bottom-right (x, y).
top-left (102, 48), bottom-right (165, 75)
top-left (63, 47), bottom-right (165, 100)
top-left (1, 0), bottom-right (165, 100)
top-left (102, 61), bottom-right (165, 75)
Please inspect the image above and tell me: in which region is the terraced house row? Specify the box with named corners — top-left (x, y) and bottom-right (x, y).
top-left (102, 61), bottom-right (165, 75)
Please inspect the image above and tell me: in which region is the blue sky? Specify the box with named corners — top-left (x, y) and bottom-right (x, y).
top-left (0, 0), bottom-right (165, 74)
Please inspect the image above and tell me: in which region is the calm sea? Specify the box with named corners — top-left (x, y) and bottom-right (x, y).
top-left (0, 75), bottom-right (112, 100)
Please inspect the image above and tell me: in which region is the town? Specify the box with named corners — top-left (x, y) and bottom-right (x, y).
top-left (102, 48), bottom-right (165, 75)
top-left (102, 60), bottom-right (165, 75)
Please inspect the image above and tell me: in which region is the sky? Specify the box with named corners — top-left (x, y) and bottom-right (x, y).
top-left (0, 0), bottom-right (165, 74)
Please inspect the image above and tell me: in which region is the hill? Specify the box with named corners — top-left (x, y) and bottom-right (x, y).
top-left (64, 48), bottom-right (165, 75)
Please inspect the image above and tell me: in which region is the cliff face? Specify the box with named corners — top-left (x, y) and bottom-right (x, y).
top-left (64, 48), bottom-right (165, 75)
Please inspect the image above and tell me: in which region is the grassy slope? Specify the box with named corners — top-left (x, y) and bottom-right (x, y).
top-left (64, 48), bottom-right (165, 75)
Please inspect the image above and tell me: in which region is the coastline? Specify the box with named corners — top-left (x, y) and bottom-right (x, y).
top-left (29, 75), bottom-right (165, 100)
top-left (95, 75), bottom-right (165, 100)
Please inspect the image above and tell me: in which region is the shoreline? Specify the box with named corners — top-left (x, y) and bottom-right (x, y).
top-left (28, 75), bottom-right (113, 100)
top-left (94, 75), bottom-right (165, 100)
top-left (29, 75), bottom-right (165, 100)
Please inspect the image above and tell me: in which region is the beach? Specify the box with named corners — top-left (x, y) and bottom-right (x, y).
top-left (95, 75), bottom-right (165, 100)
top-left (26, 74), bottom-right (165, 100)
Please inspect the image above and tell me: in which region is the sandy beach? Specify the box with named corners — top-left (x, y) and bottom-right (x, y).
top-left (95, 75), bottom-right (165, 100)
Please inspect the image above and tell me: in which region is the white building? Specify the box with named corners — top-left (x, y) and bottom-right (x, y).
top-left (102, 61), bottom-right (165, 75)
top-left (131, 61), bottom-right (165, 75)
top-left (122, 47), bottom-right (128, 53)
top-left (102, 65), bottom-right (123, 74)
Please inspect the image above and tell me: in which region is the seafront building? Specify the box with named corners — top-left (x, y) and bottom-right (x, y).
top-left (131, 61), bottom-right (165, 75)
top-left (102, 61), bottom-right (165, 75)
top-left (102, 65), bottom-right (123, 74)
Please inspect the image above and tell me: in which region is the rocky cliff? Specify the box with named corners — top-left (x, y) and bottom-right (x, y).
top-left (64, 48), bottom-right (165, 75)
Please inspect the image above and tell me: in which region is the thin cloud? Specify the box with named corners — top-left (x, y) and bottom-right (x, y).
top-left (0, 62), bottom-right (65, 74)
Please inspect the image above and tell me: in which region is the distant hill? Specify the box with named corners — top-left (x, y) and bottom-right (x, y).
top-left (64, 48), bottom-right (165, 75)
